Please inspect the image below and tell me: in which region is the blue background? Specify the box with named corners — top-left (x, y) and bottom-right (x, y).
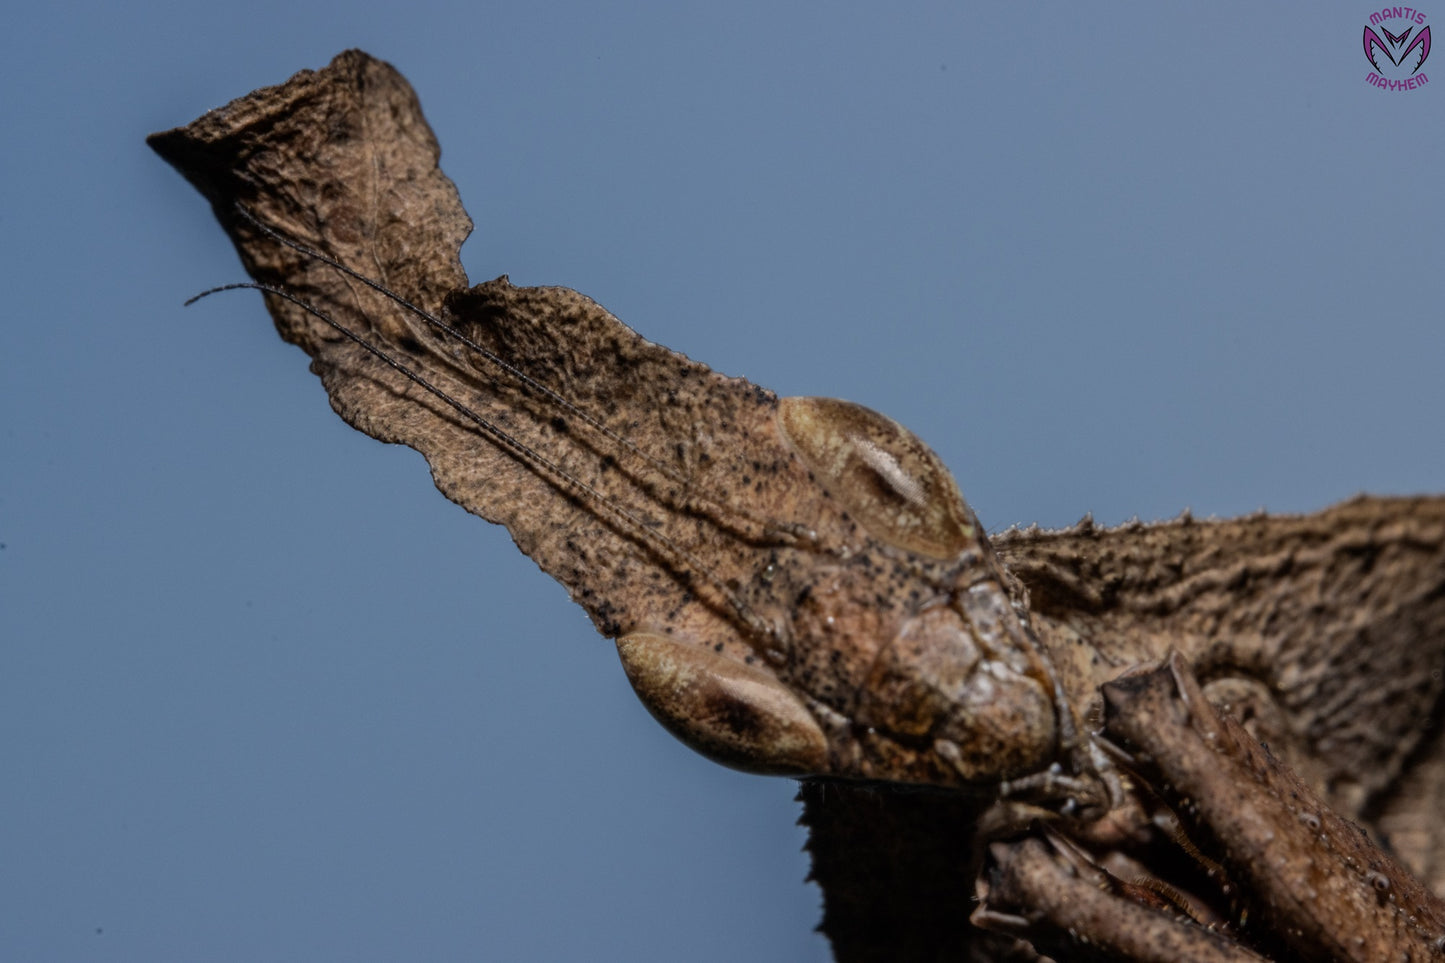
top-left (3, 3), bottom-right (1442, 961)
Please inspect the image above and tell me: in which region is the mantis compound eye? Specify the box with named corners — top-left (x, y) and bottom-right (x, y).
top-left (777, 396), bottom-right (976, 560)
top-left (615, 632), bottom-right (830, 776)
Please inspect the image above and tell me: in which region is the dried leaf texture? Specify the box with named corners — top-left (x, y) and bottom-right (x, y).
top-left (148, 50), bottom-right (470, 354)
top-left (149, 52), bottom-right (832, 672)
top-left (996, 498), bottom-right (1445, 881)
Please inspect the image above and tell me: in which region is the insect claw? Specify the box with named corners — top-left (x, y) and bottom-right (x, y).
top-left (967, 908), bottom-right (1036, 938)
top-left (1090, 733), bottom-right (1138, 766)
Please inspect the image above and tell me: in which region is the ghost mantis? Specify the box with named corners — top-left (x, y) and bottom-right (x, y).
top-left (150, 50), bottom-right (1445, 962)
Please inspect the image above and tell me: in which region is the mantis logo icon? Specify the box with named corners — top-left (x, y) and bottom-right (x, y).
top-left (1363, 9), bottom-right (1431, 90)
top-left (1365, 23), bottom-right (1431, 74)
